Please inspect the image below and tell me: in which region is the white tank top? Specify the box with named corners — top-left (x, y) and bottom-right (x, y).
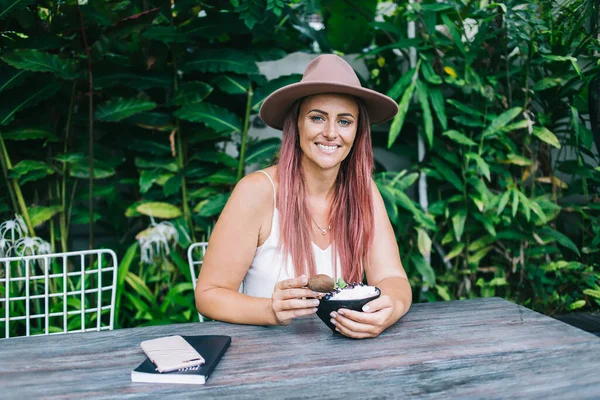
top-left (242, 170), bottom-right (342, 298)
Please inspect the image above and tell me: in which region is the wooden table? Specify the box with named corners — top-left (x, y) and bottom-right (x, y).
top-left (1, 297), bottom-right (599, 399)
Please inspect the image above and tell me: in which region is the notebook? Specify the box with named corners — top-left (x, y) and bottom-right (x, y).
top-left (131, 335), bottom-right (231, 385)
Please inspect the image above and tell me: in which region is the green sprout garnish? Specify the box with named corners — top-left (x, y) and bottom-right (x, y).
top-left (336, 278), bottom-right (347, 289)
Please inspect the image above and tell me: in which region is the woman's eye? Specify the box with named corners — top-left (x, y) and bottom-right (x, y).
top-left (310, 115), bottom-right (325, 122)
top-left (339, 119), bottom-right (352, 126)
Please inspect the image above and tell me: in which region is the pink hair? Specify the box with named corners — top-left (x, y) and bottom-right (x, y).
top-left (276, 97), bottom-right (375, 283)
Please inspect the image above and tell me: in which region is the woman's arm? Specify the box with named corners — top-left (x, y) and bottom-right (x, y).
top-left (194, 173), bottom-right (277, 325)
top-left (194, 172), bottom-right (318, 326)
top-left (330, 179), bottom-right (412, 338)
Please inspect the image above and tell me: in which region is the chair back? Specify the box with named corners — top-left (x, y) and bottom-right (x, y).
top-left (0, 249), bottom-right (118, 339)
top-left (187, 242), bottom-right (208, 322)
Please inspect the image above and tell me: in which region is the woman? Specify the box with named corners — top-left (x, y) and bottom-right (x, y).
top-left (195, 54), bottom-right (412, 338)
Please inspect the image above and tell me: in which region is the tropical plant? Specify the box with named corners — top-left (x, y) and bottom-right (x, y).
top-left (364, 0), bottom-right (600, 314)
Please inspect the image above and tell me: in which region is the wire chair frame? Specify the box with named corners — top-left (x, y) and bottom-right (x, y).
top-left (0, 249), bottom-right (118, 339)
top-left (187, 242), bottom-right (207, 322)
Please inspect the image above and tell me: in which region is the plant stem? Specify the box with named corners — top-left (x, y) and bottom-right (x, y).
top-left (0, 133), bottom-right (35, 235)
top-left (77, 2), bottom-right (94, 250)
top-left (237, 85), bottom-right (253, 181)
top-left (0, 132), bottom-right (18, 213)
top-left (60, 82), bottom-right (76, 253)
top-left (170, 4), bottom-right (195, 242)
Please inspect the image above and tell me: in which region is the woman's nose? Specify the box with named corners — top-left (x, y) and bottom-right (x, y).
top-left (322, 120), bottom-right (338, 139)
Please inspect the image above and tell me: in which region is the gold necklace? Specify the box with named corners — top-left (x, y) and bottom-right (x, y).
top-left (310, 215), bottom-right (331, 235)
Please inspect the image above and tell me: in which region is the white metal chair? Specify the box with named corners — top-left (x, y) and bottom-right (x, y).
top-left (187, 242), bottom-right (208, 322)
top-left (0, 249), bottom-right (118, 339)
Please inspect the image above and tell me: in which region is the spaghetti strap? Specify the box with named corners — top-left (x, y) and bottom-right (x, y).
top-left (257, 170), bottom-right (276, 209)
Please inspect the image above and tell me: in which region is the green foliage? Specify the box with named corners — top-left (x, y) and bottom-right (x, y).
top-left (0, 0), bottom-right (598, 335)
top-left (371, 0), bottom-right (600, 314)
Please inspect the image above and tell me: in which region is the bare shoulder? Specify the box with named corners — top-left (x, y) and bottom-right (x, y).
top-left (369, 178), bottom-right (384, 203)
top-left (226, 167), bottom-right (277, 213)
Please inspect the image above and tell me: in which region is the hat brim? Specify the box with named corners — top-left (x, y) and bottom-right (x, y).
top-left (259, 81), bottom-right (399, 130)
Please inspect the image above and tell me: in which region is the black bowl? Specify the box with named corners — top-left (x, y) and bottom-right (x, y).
top-left (316, 287), bottom-right (381, 333)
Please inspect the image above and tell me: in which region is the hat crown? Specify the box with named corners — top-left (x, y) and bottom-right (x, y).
top-left (301, 55), bottom-right (362, 87)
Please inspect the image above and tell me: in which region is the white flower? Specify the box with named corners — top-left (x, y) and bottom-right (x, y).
top-left (0, 214), bottom-right (28, 243)
top-left (0, 238), bottom-right (12, 258)
top-left (136, 216), bottom-right (179, 264)
top-left (12, 237), bottom-right (52, 257)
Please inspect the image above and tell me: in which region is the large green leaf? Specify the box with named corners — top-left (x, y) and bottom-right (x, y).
top-left (95, 98), bottom-right (157, 122)
top-left (9, 160), bottom-right (54, 184)
top-left (386, 67), bottom-right (417, 101)
top-left (94, 72), bottom-right (172, 90)
top-left (388, 65), bottom-right (419, 148)
top-left (135, 157), bottom-right (179, 173)
top-left (1, 49), bottom-right (77, 79)
top-left (443, 130), bottom-right (477, 146)
top-left (416, 80), bottom-right (434, 147)
top-left (428, 87), bottom-right (447, 130)
top-left (0, 0), bottom-right (35, 19)
top-left (0, 83), bottom-right (59, 126)
top-left (465, 153), bottom-right (491, 181)
top-left (538, 227), bottom-right (580, 256)
top-left (253, 74), bottom-right (303, 111)
top-left (430, 157), bottom-right (463, 190)
top-left (245, 138), bottom-right (281, 164)
top-left (174, 103), bottom-right (242, 134)
top-left (452, 209), bottom-right (467, 242)
top-left (376, 183), bottom-right (399, 224)
top-left (482, 107), bottom-right (522, 138)
top-left (171, 82), bottom-right (213, 106)
top-left (212, 75), bottom-right (250, 95)
top-left (125, 272), bottom-right (155, 304)
top-left (441, 14), bottom-right (466, 56)
top-left (412, 254), bottom-right (436, 286)
top-left (532, 126), bottom-right (561, 149)
top-left (29, 205), bottom-right (62, 227)
top-left (137, 202), bottom-right (183, 219)
top-left (322, 0), bottom-right (377, 53)
top-left (194, 193), bottom-right (231, 217)
top-left (2, 126), bottom-right (59, 142)
top-left (190, 151), bottom-right (238, 168)
top-left (182, 49), bottom-right (258, 74)
top-left (0, 66), bottom-right (29, 93)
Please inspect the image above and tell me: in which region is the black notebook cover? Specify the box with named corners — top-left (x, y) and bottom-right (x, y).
top-left (131, 335), bottom-right (231, 385)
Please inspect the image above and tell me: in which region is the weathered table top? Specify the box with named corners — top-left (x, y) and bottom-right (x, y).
top-left (1, 297), bottom-right (599, 399)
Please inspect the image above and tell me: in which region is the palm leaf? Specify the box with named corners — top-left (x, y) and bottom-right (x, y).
top-left (182, 49), bottom-right (258, 74)
top-left (94, 72), bottom-right (172, 90)
top-left (170, 82), bottom-right (213, 106)
top-left (253, 74), bottom-right (303, 110)
top-left (212, 75), bottom-right (250, 95)
top-left (0, 66), bottom-right (29, 93)
top-left (95, 98), bottom-right (157, 122)
top-left (1, 49), bottom-right (77, 79)
top-left (0, 83), bottom-right (59, 126)
top-left (174, 103), bottom-right (242, 134)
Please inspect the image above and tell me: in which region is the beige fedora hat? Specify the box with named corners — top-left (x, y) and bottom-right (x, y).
top-left (259, 54), bottom-right (398, 130)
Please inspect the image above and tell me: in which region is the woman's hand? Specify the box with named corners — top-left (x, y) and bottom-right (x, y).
top-left (329, 295), bottom-right (397, 338)
top-left (271, 274), bottom-right (319, 326)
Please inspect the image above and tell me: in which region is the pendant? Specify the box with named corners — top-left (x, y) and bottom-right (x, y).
top-left (320, 229), bottom-right (327, 235)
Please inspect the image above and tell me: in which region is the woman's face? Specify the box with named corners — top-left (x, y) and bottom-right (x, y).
top-left (297, 93), bottom-right (359, 172)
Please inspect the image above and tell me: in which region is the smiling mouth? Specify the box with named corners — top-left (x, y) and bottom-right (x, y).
top-left (315, 143), bottom-right (341, 154)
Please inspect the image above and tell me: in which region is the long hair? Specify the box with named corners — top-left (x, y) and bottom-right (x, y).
top-left (276, 97), bottom-right (375, 283)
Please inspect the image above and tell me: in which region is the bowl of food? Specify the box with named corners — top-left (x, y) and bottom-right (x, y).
top-left (312, 277), bottom-right (380, 333)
